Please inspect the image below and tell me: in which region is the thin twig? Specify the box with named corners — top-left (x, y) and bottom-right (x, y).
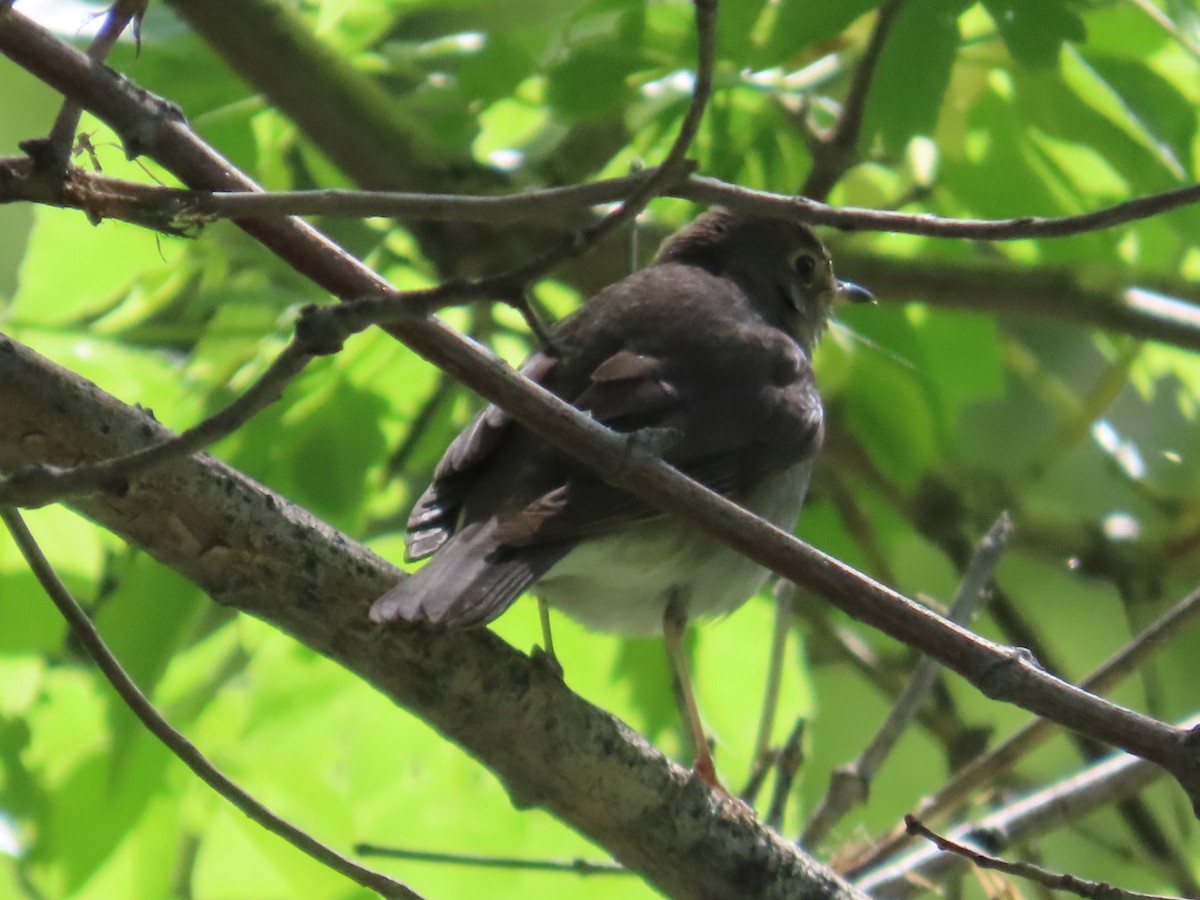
top-left (902, 815), bottom-right (1185, 900)
top-left (8, 158), bottom-right (1200, 243)
top-left (681, 175), bottom-right (1200, 240)
top-left (765, 719), bottom-right (807, 833)
top-left (855, 713), bottom-right (1200, 898)
top-left (0, 340), bottom-right (316, 507)
top-left (803, 0), bottom-right (907, 201)
top-left (845, 581), bottom-right (1200, 877)
top-left (0, 278), bottom-right (516, 509)
top-left (354, 844), bottom-right (627, 876)
top-left (801, 513), bottom-right (1012, 847)
top-left (34, 0), bottom-right (147, 176)
top-left (0, 507), bottom-right (422, 900)
top-left (742, 581), bottom-right (795, 804)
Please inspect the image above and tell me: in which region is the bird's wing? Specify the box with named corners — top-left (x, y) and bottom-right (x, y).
top-left (373, 518), bottom-right (570, 627)
top-left (404, 353), bottom-right (556, 560)
top-left (494, 321), bottom-right (826, 547)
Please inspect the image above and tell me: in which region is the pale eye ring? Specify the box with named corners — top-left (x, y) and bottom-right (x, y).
top-left (792, 253), bottom-right (817, 284)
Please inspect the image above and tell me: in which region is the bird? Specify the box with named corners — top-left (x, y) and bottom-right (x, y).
top-left (371, 207), bottom-right (872, 784)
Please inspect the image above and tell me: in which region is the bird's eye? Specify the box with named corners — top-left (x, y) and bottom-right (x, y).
top-left (792, 253), bottom-right (817, 284)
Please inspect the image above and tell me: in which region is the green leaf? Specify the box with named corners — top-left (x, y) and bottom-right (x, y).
top-left (1015, 66), bottom-right (1198, 226)
top-left (546, 42), bottom-right (642, 121)
top-left (911, 307), bottom-right (1006, 434)
top-left (758, 0), bottom-right (881, 66)
top-left (983, 0), bottom-right (1086, 68)
top-left (841, 318), bottom-right (942, 487)
top-left (1080, 52), bottom-right (1197, 173)
top-left (457, 34), bottom-right (538, 104)
top-left (863, 0), bottom-right (971, 155)
top-left (12, 208), bottom-right (187, 327)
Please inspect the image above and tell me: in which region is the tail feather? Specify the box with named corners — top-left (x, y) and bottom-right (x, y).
top-left (370, 520), bottom-right (572, 627)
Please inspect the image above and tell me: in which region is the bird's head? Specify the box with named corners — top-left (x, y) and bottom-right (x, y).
top-left (656, 208), bottom-right (873, 351)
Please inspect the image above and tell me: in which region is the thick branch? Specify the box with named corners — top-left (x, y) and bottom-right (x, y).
top-left (0, 333), bottom-right (863, 900)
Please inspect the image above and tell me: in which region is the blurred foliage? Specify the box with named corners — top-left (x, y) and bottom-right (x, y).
top-left (2, 0), bottom-right (1200, 897)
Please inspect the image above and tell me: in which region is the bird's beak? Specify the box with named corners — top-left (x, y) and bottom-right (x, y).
top-left (837, 280), bottom-right (875, 305)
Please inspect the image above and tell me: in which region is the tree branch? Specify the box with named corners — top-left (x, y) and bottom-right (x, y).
top-left (6, 157), bottom-right (1200, 244)
top-left (903, 815), bottom-right (1184, 900)
top-left (845, 582), bottom-right (1200, 877)
top-left (855, 714), bottom-right (1200, 898)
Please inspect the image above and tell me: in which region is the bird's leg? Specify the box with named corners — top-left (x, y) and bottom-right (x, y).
top-left (663, 592), bottom-right (719, 787)
top-left (532, 597), bottom-right (563, 679)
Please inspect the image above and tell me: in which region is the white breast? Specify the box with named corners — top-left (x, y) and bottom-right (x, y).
top-left (535, 462), bottom-right (812, 636)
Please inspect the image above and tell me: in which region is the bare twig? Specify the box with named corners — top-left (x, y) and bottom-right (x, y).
top-left (0, 507), bottom-right (422, 900)
top-left (801, 514), bottom-right (1012, 848)
top-left (845, 582), bottom-right (1200, 877)
top-left (0, 277), bottom-right (522, 508)
top-left (743, 581), bottom-right (796, 804)
top-left (0, 339), bottom-right (318, 507)
top-left (354, 844), bottom-right (627, 876)
top-left (682, 175), bottom-right (1200, 240)
top-left (855, 713), bottom-right (1200, 898)
top-left (903, 815), bottom-right (1184, 900)
top-left (803, 0), bottom-right (907, 200)
top-left (7, 158), bottom-right (1200, 246)
top-left (28, 0), bottom-right (148, 176)
top-left (765, 719), bottom-right (807, 833)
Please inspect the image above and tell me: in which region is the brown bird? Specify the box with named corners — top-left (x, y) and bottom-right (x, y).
top-left (372, 208), bottom-right (871, 783)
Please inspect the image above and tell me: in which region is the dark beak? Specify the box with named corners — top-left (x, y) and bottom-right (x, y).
top-left (837, 280), bottom-right (875, 304)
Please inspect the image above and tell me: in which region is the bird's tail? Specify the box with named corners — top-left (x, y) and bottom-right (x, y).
top-left (369, 519), bottom-right (570, 628)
